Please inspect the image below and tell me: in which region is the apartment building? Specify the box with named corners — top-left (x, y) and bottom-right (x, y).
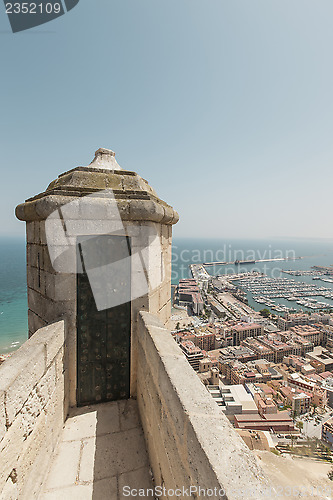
top-left (231, 323), bottom-right (264, 346)
top-left (180, 340), bottom-right (204, 371)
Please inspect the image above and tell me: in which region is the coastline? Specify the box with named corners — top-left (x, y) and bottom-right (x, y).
top-left (1, 236), bottom-right (333, 352)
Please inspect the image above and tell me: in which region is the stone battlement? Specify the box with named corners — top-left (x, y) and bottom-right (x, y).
top-left (0, 321), bottom-right (65, 498)
top-left (135, 311), bottom-right (269, 499)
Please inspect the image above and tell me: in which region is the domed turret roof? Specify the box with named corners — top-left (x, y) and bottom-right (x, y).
top-left (16, 148), bottom-right (179, 225)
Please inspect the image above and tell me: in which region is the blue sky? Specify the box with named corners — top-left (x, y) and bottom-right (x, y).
top-left (1, 0), bottom-right (333, 239)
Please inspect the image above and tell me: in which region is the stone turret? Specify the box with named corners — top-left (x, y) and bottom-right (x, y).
top-left (16, 148), bottom-right (178, 407)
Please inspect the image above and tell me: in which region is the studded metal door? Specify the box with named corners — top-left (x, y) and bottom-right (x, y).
top-left (76, 234), bottom-right (131, 406)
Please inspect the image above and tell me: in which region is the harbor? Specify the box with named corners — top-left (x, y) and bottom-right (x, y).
top-left (232, 274), bottom-right (333, 314)
top-left (190, 258), bottom-right (333, 316)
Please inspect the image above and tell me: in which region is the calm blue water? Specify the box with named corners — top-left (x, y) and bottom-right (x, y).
top-left (172, 237), bottom-right (333, 282)
top-left (0, 237), bottom-right (27, 353)
top-left (1, 236), bottom-right (333, 352)
top-left (171, 237), bottom-right (333, 313)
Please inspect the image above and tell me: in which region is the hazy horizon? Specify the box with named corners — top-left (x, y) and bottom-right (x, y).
top-left (1, 233), bottom-right (333, 243)
top-left (1, 0), bottom-right (333, 240)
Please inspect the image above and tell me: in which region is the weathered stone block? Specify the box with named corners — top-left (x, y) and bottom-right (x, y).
top-left (57, 197), bottom-right (81, 220)
top-left (186, 419), bottom-right (228, 493)
top-left (139, 311), bottom-right (166, 330)
top-left (14, 367), bottom-right (65, 498)
top-left (131, 270), bottom-right (149, 303)
top-left (123, 221), bottom-right (150, 238)
top-left (103, 173), bottom-right (124, 191)
top-left (1, 475), bottom-right (17, 500)
top-left (28, 287), bottom-right (49, 318)
top-left (20, 389), bottom-right (43, 436)
top-left (19, 436), bottom-right (53, 500)
top-left (137, 313), bottom-right (270, 500)
top-left (39, 220), bottom-right (47, 245)
top-left (138, 404), bottom-right (167, 489)
top-left (116, 199), bottom-right (130, 219)
top-left (35, 321), bottom-right (65, 368)
top-left (129, 200), bottom-right (164, 222)
top-left (17, 407), bottom-right (50, 498)
top-left (4, 344), bottom-right (46, 426)
top-left (26, 222), bottom-right (35, 244)
top-left (36, 364), bottom-right (56, 407)
top-left (148, 289), bottom-right (160, 314)
top-left (29, 288), bottom-right (72, 326)
top-left (45, 273), bottom-right (76, 302)
top-left (79, 198), bottom-right (110, 220)
top-left (65, 219), bottom-right (115, 236)
top-left (160, 224), bottom-right (170, 248)
top-left (157, 365), bottom-right (189, 444)
top-left (138, 328), bottom-right (166, 388)
top-left (54, 346), bottom-right (64, 383)
top-left (27, 243), bottom-right (43, 270)
top-left (0, 412), bottom-right (28, 489)
top-left (27, 266), bottom-right (46, 295)
top-left (0, 392), bottom-right (6, 443)
top-left (41, 244), bottom-right (57, 274)
top-left (137, 358), bottom-right (161, 421)
top-left (27, 309), bottom-right (48, 335)
top-left (44, 380), bottom-right (66, 448)
top-left (158, 300), bottom-right (171, 326)
top-left (43, 218), bottom-right (75, 248)
top-left (159, 282), bottom-right (171, 310)
top-left (164, 259), bottom-right (172, 283)
top-left (0, 321), bottom-right (63, 431)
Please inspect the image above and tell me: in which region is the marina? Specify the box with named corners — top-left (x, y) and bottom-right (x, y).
top-left (231, 274), bottom-right (333, 314)
top-left (192, 246), bottom-right (333, 316)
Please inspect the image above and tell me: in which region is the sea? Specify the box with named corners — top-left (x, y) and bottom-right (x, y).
top-left (0, 237), bottom-right (28, 353)
top-left (1, 236), bottom-right (333, 353)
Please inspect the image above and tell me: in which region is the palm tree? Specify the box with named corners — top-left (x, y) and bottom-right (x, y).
top-left (296, 421), bottom-right (303, 433)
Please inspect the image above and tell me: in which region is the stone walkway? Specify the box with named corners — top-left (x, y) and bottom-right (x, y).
top-left (40, 400), bottom-right (153, 499)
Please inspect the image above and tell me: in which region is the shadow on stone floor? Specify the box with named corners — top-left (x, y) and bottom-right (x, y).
top-left (40, 399), bottom-right (153, 499)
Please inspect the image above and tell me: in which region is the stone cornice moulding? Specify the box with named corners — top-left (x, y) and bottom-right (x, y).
top-left (16, 149), bottom-right (179, 225)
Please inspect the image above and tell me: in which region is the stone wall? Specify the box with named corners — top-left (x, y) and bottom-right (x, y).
top-left (135, 312), bottom-right (270, 499)
top-left (0, 321), bottom-right (66, 499)
top-left (26, 220), bottom-right (74, 409)
top-left (26, 220), bottom-right (76, 336)
top-left (26, 216), bottom-right (172, 407)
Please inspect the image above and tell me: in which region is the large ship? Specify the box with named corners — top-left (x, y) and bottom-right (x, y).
top-left (234, 260), bottom-right (256, 265)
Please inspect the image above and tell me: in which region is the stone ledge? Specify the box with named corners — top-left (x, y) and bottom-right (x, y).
top-left (137, 311), bottom-right (270, 499)
top-left (0, 321), bottom-right (64, 429)
top-left (0, 321), bottom-right (66, 498)
top-left (15, 166), bottom-right (179, 226)
top-left (16, 194), bottom-right (179, 225)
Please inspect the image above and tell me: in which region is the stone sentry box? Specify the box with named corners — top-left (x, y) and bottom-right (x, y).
top-left (16, 148), bottom-right (178, 408)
